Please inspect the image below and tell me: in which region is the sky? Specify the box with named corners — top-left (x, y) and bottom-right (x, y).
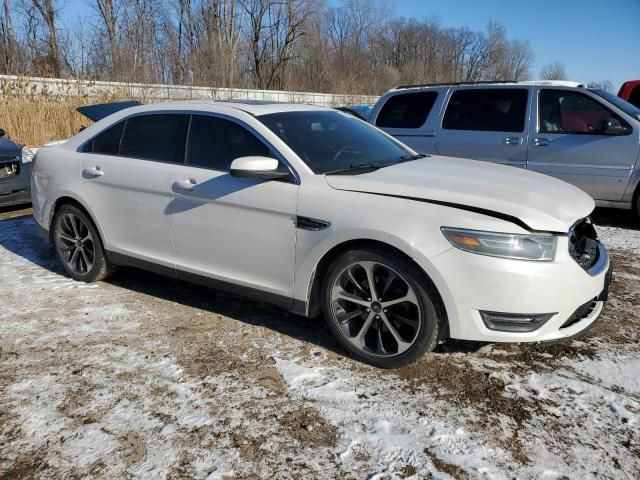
top-left (64, 0), bottom-right (640, 91)
top-left (380, 0), bottom-right (640, 91)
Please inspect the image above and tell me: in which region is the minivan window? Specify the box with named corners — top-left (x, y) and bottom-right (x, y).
top-left (85, 121), bottom-right (124, 154)
top-left (376, 92), bottom-right (438, 129)
top-left (442, 89), bottom-right (528, 132)
top-left (539, 90), bottom-right (631, 134)
top-left (186, 115), bottom-right (271, 171)
top-left (119, 114), bottom-right (189, 163)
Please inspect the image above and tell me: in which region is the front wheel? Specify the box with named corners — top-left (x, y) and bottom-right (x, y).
top-left (322, 248), bottom-right (444, 368)
top-left (52, 204), bottom-right (115, 283)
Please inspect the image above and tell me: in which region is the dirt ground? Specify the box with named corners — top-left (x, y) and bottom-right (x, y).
top-left (0, 205), bottom-right (638, 479)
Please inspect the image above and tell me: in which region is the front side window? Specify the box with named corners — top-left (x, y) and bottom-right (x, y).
top-left (186, 115), bottom-right (272, 171)
top-left (539, 90), bottom-right (631, 135)
top-left (258, 110), bottom-right (413, 174)
top-left (442, 88), bottom-right (528, 132)
top-left (376, 92), bottom-right (438, 128)
top-left (119, 114), bottom-right (189, 163)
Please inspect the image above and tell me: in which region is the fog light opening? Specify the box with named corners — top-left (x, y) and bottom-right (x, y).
top-left (480, 311), bottom-right (555, 333)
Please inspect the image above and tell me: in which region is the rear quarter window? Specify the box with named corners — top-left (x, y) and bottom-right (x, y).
top-left (375, 92), bottom-right (438, 129)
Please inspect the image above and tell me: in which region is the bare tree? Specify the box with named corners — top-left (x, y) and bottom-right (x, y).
top-left (540, 61), bottom-right (567, 80)
top-left (588, 80), bottom-right (613, 92)
top-left (29, 0), bottom-right (62, 76)
top-left (95, 0), bottom-right (120, 77)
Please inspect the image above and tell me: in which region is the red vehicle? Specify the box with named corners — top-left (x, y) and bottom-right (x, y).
top-left (618, 80), bottom-right (640, 108)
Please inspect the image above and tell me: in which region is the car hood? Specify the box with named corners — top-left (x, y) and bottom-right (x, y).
top-left (0, 138), bottom-right (21, 155)
top-left (323, 155), bottom-right (595, 232)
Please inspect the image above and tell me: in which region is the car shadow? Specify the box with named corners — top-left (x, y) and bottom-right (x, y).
top-left (591, 207), bottom-right (639, 230)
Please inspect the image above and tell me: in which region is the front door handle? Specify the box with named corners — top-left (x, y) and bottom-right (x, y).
top-left (533, 138), bottom-right (550, 147)
top-left (173, 179), bottom-right (199, 191)
top-left (503, 136), bottom-right (521, 146)
top-left (83, 167), bottom-right (103, 177)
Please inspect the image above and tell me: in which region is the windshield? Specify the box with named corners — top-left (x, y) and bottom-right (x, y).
top-left (257, 110), bottom-right (413, 174)
top-left (590, 89), bottom-right (640, 121)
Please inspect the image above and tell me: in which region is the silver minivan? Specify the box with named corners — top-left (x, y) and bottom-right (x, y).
top-left (370, 81), bottom-right (640, 216)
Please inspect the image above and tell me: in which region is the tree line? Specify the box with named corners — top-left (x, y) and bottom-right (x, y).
top-left (0, 0), bottom-right (542, 94)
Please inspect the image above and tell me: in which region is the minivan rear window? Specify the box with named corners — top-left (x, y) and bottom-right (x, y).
top-left (376, 92), bottom-right (438, 129)
top-left (442, 89), bottom-right (528, 132)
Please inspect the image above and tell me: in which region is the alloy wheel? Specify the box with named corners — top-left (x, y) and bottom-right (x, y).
top-left (330, 260), bottom-right (422, 356)
top-left (55, 213), bottom-right (96, 275)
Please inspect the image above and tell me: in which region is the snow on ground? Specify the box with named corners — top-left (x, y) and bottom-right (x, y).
top-left (0, 207), bottom-right (639, 479)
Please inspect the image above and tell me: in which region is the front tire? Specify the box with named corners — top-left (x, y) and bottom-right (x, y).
top-left (52, 204), bottom-right (115, 282)
top-left (322, 248), bottom-right (444, 368)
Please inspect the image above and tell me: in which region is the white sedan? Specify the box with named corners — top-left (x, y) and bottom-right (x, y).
top-left (31, 101), bottom-right (611, 368)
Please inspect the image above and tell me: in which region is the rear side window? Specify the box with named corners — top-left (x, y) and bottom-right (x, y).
top-left (443, 89), bottom-right (528, 132)
top-left (186, 115), bottom-right (271, 171)
top-left (119, 114), bottom-right (189, 163)
top-left (376, 92), bottom-right (438, 128)
top-left (539, 90), bottom-right (630, 135)
top-left (86, 121), bottom-right (124, 154)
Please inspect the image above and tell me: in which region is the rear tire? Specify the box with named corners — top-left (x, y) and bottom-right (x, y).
top-left (52, 204), bottom-right (115, 283)
top-left (322, 247), bottom-right (444, 368)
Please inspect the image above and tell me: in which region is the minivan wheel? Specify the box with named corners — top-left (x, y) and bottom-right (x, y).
top-left (323, 248), bottom-right (443, 368)
top-left (52, 204), bottom-right (115, 282)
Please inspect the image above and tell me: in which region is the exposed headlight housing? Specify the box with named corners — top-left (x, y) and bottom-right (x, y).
top-left (21, 146), bottom-right (35, 163)
top-left (441, 227), bottom-right (557, 261)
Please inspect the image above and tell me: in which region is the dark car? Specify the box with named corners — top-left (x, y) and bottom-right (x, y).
top-left (0, 129), bottom-right (32, 207)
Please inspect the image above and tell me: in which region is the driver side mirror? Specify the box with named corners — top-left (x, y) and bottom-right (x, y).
top-left (229, 156), bottom-right (290, 180)
top-left (0, 128), bottom-right (5, 138)
top-left (600, 118), bottom-right (630, 136)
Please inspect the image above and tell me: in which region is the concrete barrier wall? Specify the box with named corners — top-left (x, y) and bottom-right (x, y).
top-left (0, 75), bottom-right (379, 107)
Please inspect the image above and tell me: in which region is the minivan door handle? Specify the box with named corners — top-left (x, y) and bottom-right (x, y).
top-left (82, 167), bottom-right (103, 177)
top-left (532, 138), bottom-right (550, 147)
top-left (503, 136), bottom-right (521, 146)
top-left (173, 179), bottom-right (199, 191)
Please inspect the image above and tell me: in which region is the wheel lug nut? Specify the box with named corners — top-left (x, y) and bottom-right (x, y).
top-left (383, 309), bottom-right (387, 313)
top-left (366, 308), bottom-right (370, 312)
top-left (367, 298), bottom-right (371, 302)
top-left (375, 315), bottom-right (380, 319)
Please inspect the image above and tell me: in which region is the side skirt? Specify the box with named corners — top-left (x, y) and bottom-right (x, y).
top-left (106, 251), bottom-right (308, 315)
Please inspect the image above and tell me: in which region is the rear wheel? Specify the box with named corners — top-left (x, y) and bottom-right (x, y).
top-left (52, 204), bottom-right (115, 282)
top-left (323, 248), bottom-right (443, 368)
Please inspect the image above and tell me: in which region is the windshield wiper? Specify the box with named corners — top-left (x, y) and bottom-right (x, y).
top-left (324, 163), bottom-right (390, 175)
top-left (398, 153), bottom-right (428, 163)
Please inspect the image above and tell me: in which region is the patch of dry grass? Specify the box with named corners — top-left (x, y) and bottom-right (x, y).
top-left (0, 79), bottom-right (128, 146)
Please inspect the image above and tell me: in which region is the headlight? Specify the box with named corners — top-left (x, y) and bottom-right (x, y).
top-left (441, 227), bottom-right (557, 261)
top-left (21, 146), bottom-right (35, 163)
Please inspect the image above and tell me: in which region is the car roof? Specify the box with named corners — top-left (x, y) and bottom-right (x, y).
top-left (126, 100), bottom-right (334, 116)
top-left (389, 80), bottom-right (585, 92)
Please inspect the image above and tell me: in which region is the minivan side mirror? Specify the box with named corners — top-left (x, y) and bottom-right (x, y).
top-left (600, 118), bottom-right (630, 136)
top-left (229, 156), bottom-right (290, 180)
top-left (0, 128), bottom-right (5, 138)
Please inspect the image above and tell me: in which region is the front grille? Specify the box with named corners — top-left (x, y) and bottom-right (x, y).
top-left (0, 155), bottom-right (20, 179)
top-left (561, 298), bottom-right (597, 329)
top-left (568, 217), bottom-right (599, 271)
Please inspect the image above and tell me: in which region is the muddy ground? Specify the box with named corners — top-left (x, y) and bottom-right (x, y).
top-left (0, 205), bottom-right (638, 479)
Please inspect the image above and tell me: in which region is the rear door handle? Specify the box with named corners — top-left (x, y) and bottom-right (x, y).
top-left (532, 138), bottom-right (550, 147)
top-left (82, 167), bottom-right (103, 177)
top-left (173, 179), bottom-right (199, 191)
top-left (503, 136), bottom-right (521, 146)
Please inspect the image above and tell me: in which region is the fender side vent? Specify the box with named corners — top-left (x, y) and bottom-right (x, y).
top-left (296, 216), bottom-right (331, 231)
